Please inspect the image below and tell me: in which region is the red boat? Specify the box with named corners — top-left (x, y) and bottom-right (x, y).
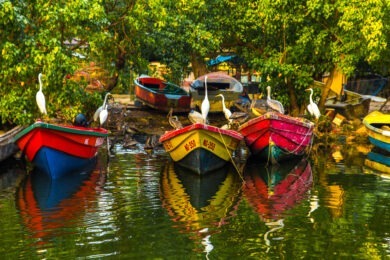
top-left (243, 157), bottom-right (313, 221)
top-left (134, 75), bottom-right (191, 113)
top-left (14, 121), bottom-right (108, 179)
top-left (238, 112), bottom-right (314, 164)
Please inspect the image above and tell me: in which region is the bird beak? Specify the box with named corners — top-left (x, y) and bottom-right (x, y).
top-left (305, 89), bottom-right (310, 92)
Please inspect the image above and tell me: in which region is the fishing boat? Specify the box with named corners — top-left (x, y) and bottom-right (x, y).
top-left (325, 90), bottom-right (371, 120)
top-left (14, 121), bottom-right (108, 179)
top-left (159, 123), bottom-right (243, 174)
top-left (238, 112), bottom-right (314, 164)
top-left (17, 162), bottom-right (105, 243)
top-left (364, 151), bottom-right (390, 174)
top-left (190, 72), bottom-right (243, 112)
top-left (0, 125), bottom-right (23, 162)
top-left (160, 161), bottom-right (242, 232)
top-left (243, 157), bottom-right (313, 220)
top-left (134, 75), bottom-right (191, 113)
top-left (363, 111), bottom-right (390, 152)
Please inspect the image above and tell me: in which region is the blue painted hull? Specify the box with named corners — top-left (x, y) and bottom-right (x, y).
top-left (33, 147), bottom-right (98, 179)
top-left (368, 136), bottom-right (390, 153)
top-left (177, 148), bottom-right (228, 175)
top-left (258, 145), bottom-right (303, 165)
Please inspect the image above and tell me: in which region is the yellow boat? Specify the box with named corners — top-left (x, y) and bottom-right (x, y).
top-left (159, 123), bottom-right (243, 175)
top-left (363, 111), bottom-right (390, 152)
top-left (160, 161), bottom-right (242, 232)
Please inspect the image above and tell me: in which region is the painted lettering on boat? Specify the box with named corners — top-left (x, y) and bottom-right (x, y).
top-left (164, 141), bottom-right (173, 150)
top-left (184, 139), bottom-right (196, 151)
top-left (203, 139), bottom-right (216, 151)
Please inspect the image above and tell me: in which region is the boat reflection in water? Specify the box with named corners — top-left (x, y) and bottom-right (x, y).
top-left (160, 161), bottom-right (243, 257)
top-left (17, 158), bottom-right (106, 244)
top-left (243, 157), bottom-right (313, 248)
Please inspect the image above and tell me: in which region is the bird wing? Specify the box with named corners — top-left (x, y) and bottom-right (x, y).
top-left (36, 91), bottom-right (47, 114)
top-left (267, 100), bottom-right (284, 114)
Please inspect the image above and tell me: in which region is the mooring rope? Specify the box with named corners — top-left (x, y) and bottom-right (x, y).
top-left (217, 128), bottom-right (245, 183)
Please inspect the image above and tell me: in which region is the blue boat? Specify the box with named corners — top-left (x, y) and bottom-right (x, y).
top-left (365, 151), bottom-right (390, 174)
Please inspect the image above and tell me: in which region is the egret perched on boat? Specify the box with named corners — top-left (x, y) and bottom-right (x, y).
top-left (217, 93), bottom-right (249, 126)
top-left (305, 88), bottom-right (321, 120)
top-left (201, 76), bottom-right (210, 123)
top-left (167, 108), bottom-right (183, 129)
top-left (188, 109), bottom-right (205, 124)
top-left (266, 86), bottom-right (284, 114)
top-left (36, 73), bottom-right (47, 115)
top-left (216, 94), bottom-right (232, 123)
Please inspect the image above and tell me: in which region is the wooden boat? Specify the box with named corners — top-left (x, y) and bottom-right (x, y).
top-left (325, 90), bottom-right (371, 120)
top-left (0, 125), bottom-right (23, 162)
top-left (238, 112), bottom-right (314, 164)
top-left (14, 121), bottom-right (108, 179)
top-left (243, 157), bottom-right (313, 220)
top-left (160, 161), bottom-right (242, 232)
top-left (159, 123), bottom-right (243, 174)
top-left (17, 162), bottom-right (105, 243)
top-left (345, 74), bottom-right (388, 97)
top-left (134, 75), bottom-right (191, 112)
top-left (364, 151), bottom-right (390, 174)
top-left (363, 111), bottom-right (390, 152)
top-left (190, 72), bottom-right (243, 112)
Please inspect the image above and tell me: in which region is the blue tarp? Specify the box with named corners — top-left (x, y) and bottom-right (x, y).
top-left (207, 55), bottom-right (237, 66)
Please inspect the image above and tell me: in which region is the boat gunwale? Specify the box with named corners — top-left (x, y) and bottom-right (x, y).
top-left (159, 123), bottom-right (243, 143)
top-left (14, 122), bottom-right (108, 142)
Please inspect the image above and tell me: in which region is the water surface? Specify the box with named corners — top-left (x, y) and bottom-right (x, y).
top-left (0, 143), bottom-right (389, 259)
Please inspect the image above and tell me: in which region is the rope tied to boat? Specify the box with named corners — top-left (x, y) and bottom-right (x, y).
top-left (217, 128), bottom-right (245, 183)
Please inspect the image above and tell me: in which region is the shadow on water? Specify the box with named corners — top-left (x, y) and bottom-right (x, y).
top-left (160, 161), bottom-right (243, 256)
top-left (16, 157), bottom-right (107, 245)
top-left (0, 158), bottom-right (27, 197)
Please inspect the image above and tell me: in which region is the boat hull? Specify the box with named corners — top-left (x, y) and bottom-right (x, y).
top-left (325, 90), bottom-right (371, 120)
top-left (159, 123), bottom-right (243, 175)
top-left (14, 121), bottom-right (108, 179)
top-left (238, 112), bottom-right (314, 164)
top-left (363, 111), bottom-right (390, 152)
top-left (0, 126), bottom-right (23, 162)
top-left (134, 76), bottom-right (191, 113)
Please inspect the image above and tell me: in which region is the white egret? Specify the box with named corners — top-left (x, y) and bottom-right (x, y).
top-left (266, 86), bottom-right (284, 114)
top-left (167, 108), bottom-right (183, 129)
top-left (216, 94), bottom-right (232, 123)
top-left (201, 76), bottom-right (210, 123)
top-left (305, 88), bottom-right (321, 120)
top-left (93, 92), bottom-right (111, 126)
top-left (188, 110), bottom-right (205, 124)
top-left (36, 73), bottom-right (47, 115)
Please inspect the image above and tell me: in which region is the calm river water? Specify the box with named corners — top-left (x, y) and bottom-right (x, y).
top-left (0, 141), bottom-right (389, 259)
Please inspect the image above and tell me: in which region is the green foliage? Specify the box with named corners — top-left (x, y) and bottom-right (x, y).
top-left (0, 0), bottom-right (389, 124)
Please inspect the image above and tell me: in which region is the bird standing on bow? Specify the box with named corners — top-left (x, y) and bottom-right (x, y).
top-left (266, 86), bottom-right (284, 114)
top-left (167, 108), bottom-right (183, 129)
top-left (216, 94), bottom-right (232, 123)
top-left (201, 76), bottom-right (210, 124)
top-left (36, 73), bottom-right (47, 115)
top-left (305, 88), bottom-right (321, 120)
top-left (188, 109), bottom-right (205, 124)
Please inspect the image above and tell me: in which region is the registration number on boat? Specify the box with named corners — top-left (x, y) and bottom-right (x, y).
top-left (203, 139), bottom-right (216, 151)
top-left (184, 139), bottom-right (196, 151)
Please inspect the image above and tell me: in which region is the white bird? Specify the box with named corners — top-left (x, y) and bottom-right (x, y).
top-left (36, 73), bottom-right (47, 115)
top-left (188, 110), bottom-right (205, 124)
top-left (201, 76), bottom-right (210, 124)
top-left (266, 86), bottom-right (284, 114)
top-left (216, 94), bottom-right (232, 123)
top-left (305, 88), bottom-right (321, 120)
top-left (94, 92), bottom-right (111, 126)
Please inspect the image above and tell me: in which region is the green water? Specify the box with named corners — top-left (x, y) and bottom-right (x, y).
top-left (0, 144), bottom-right (389, 259)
